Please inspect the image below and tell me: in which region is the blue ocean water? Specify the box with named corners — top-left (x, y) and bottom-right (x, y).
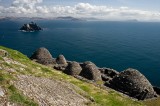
top-left (0, 19), bottom-right (160, 86)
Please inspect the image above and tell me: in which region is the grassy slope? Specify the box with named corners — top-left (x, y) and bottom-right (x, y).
top-left (0, 46), bottom-right (145, 106)
top-left (144, 97), bottom-right (160, 106)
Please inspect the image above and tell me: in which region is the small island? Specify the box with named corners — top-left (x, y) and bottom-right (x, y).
top-left (19, 22), bottom-right (42, 32)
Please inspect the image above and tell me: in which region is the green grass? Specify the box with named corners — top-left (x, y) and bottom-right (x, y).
top-left (0, 46), bottom-right (144, 106)
top-left (8, 85), bottom-right (38, 106)
top-left (0, 56), bottom-right (3, 60)
top-left (0, 69), bottom-right (38, 106)
top-left (143, 97), bottom-right (160, 106)
top-left (31, 65), bottom-right (143, 106)
top-left (0, 69), bottom-right (13, 85)
top-left (64, 77), bottom-right (142, 106)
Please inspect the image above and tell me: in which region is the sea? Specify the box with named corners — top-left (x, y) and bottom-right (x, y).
top-left (0, 19), bottom-right (160, 87)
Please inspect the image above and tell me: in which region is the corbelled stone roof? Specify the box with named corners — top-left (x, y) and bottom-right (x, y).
top-left (30, 47), bottom-right (54, 65)
top-left (109, 68), bottom-right (156, 100)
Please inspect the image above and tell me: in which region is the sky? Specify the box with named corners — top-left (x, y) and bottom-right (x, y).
top-left (0, 0), bottom-right (160, 21)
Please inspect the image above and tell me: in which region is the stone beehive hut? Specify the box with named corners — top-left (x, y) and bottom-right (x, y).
top-left (64, 61), bottom-right (82, 76)
top-left (109, 68), bottom-right (156, 100)
top-left (56, 55), bottom-right (67, 65)
top-left (80, 61), bottom-right (102, 81)
top-left (30, 47), bottom-right (54, 65)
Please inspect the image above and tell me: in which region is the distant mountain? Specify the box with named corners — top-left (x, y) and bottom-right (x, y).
top-left (0, 17), bottom-right (46, 21)
top-left (126, 19), bottom-right (139, 22)
top-left (81, 17), bottom-right (102, 21)
top-left (56, 16), bottom-right (85, 21)
top-left (0, 16), bottom-right (118, 22)
top-left (0, 16), bottom-right (103, 22)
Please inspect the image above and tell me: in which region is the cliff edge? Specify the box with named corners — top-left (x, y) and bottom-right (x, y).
top-left (0, 46), bottom-right (153, 106)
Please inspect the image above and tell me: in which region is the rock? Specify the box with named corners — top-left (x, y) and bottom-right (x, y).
top-left (100, 68), bottom-right (119, 83)
top-left (30, 47), bottom-right (54, 65)
top-left (54, 64), bottom-right (67, 71)
top-left (0, 87), bottom-right (6, 106)
top-left (6, 68), bottom-right (16, 73)
top-left (109, 68), bottom-right (156, 100)
top-left (99, 68), bottom-right (119, 78)
top-left (19, 22), bottom-right (42, 32)
top-left (153, 86), bottom-right (160, 95)
top-left (64, 61), bottom-right (82, 76)
top-left (56, 55), bottom-right (67, 65)
top-left (80, 61), bottom-right (93, 68)
top-left (101, 74), bottom-right (112, 82)
top-left (80, 61), bottom-right (101, 81)
top-left (0, 87), bottom-right (5, 97)
top-left (0, 49), bottom-right (8, 57)
top-left (0, 66), bottom-right (2, 70)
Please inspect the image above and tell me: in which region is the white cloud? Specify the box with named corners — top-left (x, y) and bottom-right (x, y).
top-left (11, 0), bottom-right (43, 13)
top-left (0, 1), bottom-right (160, 21)
top-left (120, 6), bottom-right (129, 10)
top-left (12, 0), bottom-right (43, 6)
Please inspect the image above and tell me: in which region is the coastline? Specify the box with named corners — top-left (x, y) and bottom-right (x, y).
top-left (30, 47), bottom-right (160, 100)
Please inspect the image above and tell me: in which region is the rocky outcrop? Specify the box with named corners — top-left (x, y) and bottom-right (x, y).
top-left (99, 68), bottom-right (119, 78)
top-left (0, 49), bottom-right (8, 57)
top-left (80, 61), bottom-right (101, 81)
top-left (19, 22), bottom-right (42, 32)
top-left (99, 68), bottom-right (119, 83)
top-left (30, 47), bottom-right (55, 65)
top-left (64, 61), bottom-right (82, 76)
top-left (108, 68), bottom-right (156, 100)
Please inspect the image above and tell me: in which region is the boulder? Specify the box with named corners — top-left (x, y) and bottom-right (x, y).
top-left (30, 47), bottom-right (54, 65)
top-left (0, 49), bottom-right (8, 57)
top-left (56, 55), bottom-right (67, 65)
top-left (109, 68), bottom-right (156, 100)
top-left (80, 61), bottom-right (101, 81)
top-left (64, 61), bottom-right (82, 76)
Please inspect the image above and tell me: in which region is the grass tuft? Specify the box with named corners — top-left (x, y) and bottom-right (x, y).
top-left (8, 85), bottom-right (38, 106)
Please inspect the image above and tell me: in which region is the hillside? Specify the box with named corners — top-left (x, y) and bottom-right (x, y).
top-left (0, 46), bottom-right (149, 106)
